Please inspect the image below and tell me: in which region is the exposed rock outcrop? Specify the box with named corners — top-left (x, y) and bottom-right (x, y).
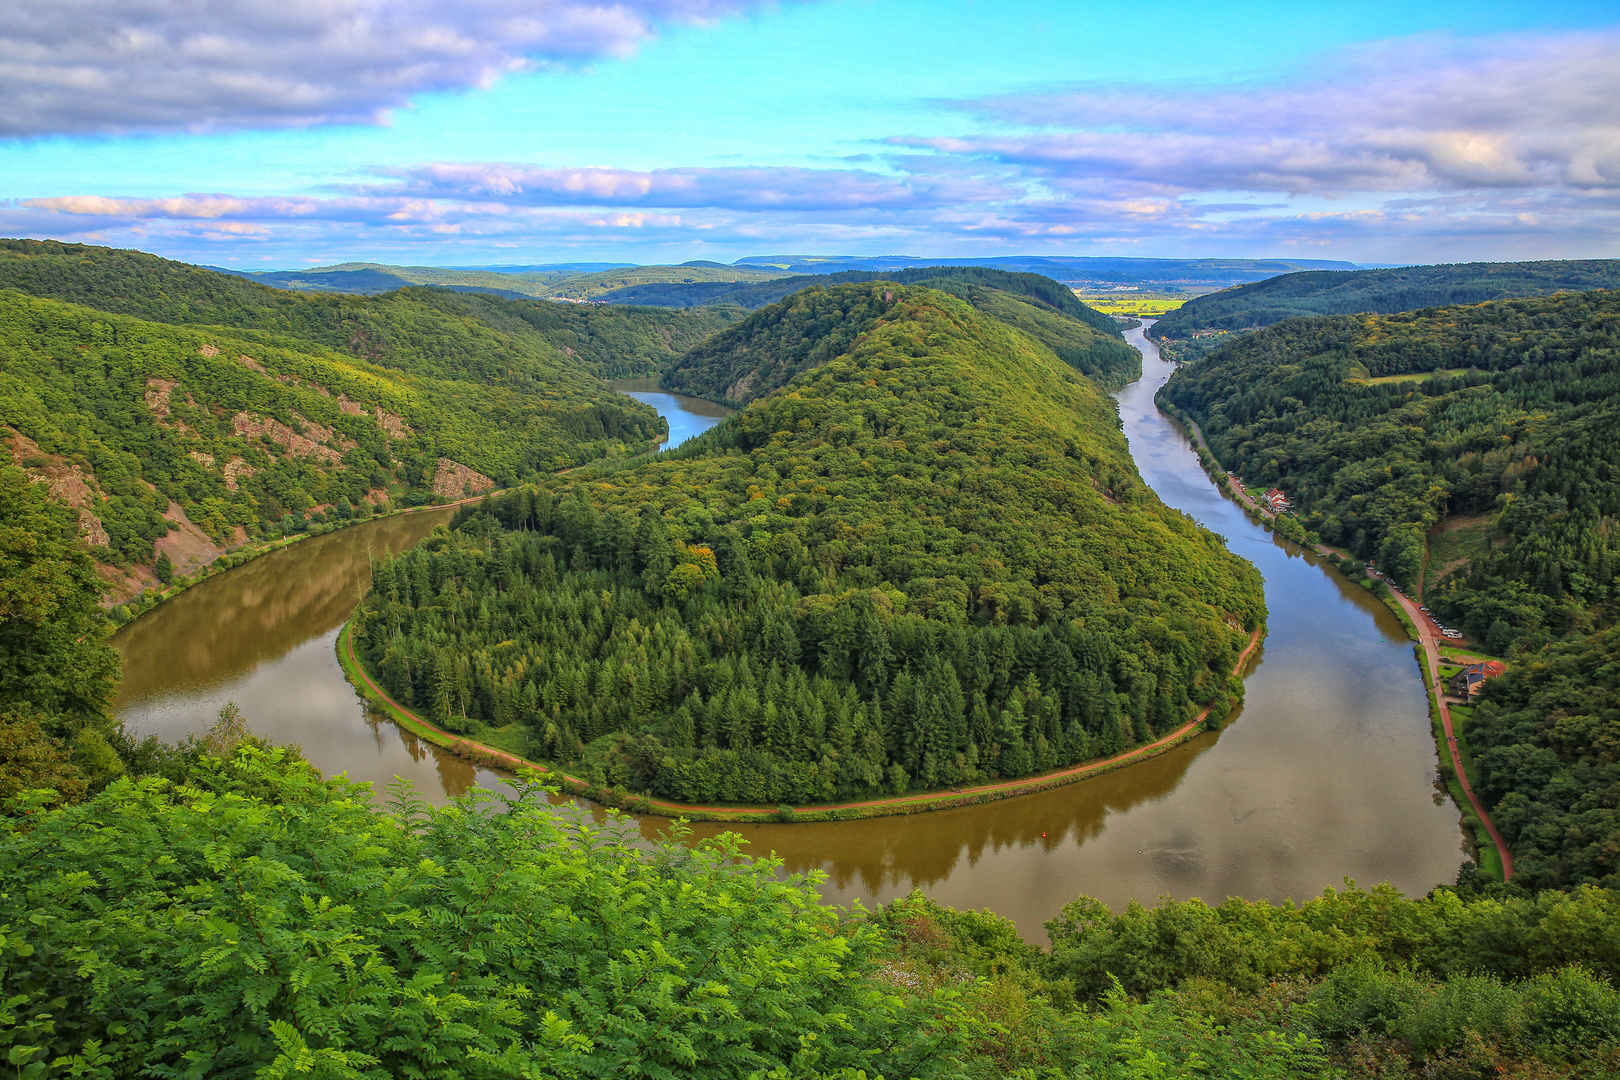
top-left (431, 458), bottom-right (494, 499)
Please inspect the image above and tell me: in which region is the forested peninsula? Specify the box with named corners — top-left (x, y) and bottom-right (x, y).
top-left (0, 240), bottom-right (742, 597)
top-left (1159, 288), bottom-right (1620, 889)
top-left (351, 283), bottom-right (1262, 805)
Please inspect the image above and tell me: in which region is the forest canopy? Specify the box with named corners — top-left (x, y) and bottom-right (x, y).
top-left (352, 283), bottom-right (1262, 806)
top-left (0, 239), bottom-right (741, 381)
top-left (661, 270), bottom-right (1138, 405)
top-left (0, 289), bottom-right (664, 568)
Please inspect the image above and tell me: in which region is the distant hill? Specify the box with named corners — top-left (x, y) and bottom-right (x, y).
top-left (207, 255), bottom-right (1364, 304)
top-left (599, 265), bottom-right (1132, 327)
top-left (660, 268), bottom-right (1137, 403)
top-left (1, 240), bottom-right (741, 381)
top-left (212, 260), bottom-right (797, 301)
top-left (1152, 260), bottom-right (1620, 344)
top-left (730, 255), bottom-right (1359, 285)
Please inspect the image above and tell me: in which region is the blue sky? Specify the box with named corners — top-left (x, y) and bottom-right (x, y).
top-left (4, 0), bottom-right (1618, 266)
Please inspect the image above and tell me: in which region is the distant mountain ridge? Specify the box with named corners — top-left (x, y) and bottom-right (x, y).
top-left (199, 254), bottom-right (1367, 304)
top-left (730, 254), bottom-right (1360, 283)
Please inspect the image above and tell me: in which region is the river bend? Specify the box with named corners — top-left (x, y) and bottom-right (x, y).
top-left (113, 336), bottom-right (1464, 937)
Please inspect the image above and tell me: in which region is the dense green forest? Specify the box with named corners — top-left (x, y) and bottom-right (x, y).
top-left (660, 269), bottom-right (1137, 404)
top-left (602, 263), bottom-right (1124, 329)
top-left (1468, 625), bottom-right (1620, 890)
top-left (3, 274), bottom-right (1617, 1078)
top-left (1158, 288), bottom-right (1620, 889)
top-left (0, 239), bottom-right (741, 380)
top-left (0, 288), bottom-right (665, 569)
top-left (352, 283), bottom-right (1261, 804)
top-left (5, 755), bottom-right (1618, 1077)
top-left (1153, 259), bottom-right (1620, 340)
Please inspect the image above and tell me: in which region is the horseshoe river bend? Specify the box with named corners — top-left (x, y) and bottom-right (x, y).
top-left (111, 332), bottom-right (1465, 939)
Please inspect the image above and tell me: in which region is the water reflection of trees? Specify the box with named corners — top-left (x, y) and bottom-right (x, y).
top-left (112, 513), bottom-right (451, 706)
top-left (651, 732), bottom-right (1216, 899)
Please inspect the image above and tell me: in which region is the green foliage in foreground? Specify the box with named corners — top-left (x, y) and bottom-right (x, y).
top-left (880, 886), bottom-right (1620, 1079)
top-left (7, 758), bottom-right (1619, 1079)
top-left (0, 760), bottom-right (985, 1080)
top-left (354, 285), bottom-right (1260, 804)
top-left (1153, 258), bottom-right (1620, 339)
top-left (661, 272), bottom-right (1135, 405)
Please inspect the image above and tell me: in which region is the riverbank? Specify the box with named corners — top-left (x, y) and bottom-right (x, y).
top-left (337, 618), bottom-right (1263, 823)
top-left (106, 492), bottom-right (500, 628)
top-left (1157, 392), bottom-right (1511, 881)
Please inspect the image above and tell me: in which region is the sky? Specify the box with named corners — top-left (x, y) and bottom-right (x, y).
top-left (2, 0), bottom-right (1618, 267)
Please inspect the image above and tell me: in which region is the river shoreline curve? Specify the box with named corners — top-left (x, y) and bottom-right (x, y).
top-left (1149, 326), bottom-right (1508, 880)
top-left (336, 618), bottom-right (1264, 822)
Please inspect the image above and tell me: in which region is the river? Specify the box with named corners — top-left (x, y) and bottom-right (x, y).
top-left (113, 338), bottom-right (1465, 938)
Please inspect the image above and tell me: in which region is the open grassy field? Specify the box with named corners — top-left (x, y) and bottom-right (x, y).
top-left (1424, 513), bottom-right (1494, 596)
top-left (1360, 367), bottom-right (1474, 385)
top-left (1074, 291), bottom-right (1191, 318)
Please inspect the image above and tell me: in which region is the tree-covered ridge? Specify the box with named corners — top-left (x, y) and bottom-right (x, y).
top-left (1153, 258), bottom-right (1620, 339)
top-left (601, 263), bottom-right (1125, 331)
top-left (1470, 625), bottom-right (1620, 890)
top-left (1159, 289), bottom-right (1620, 639)
top-left (0, 238), bottom-right (741, 380)
top-left (353, 285), bottom-right (1262, 805)
top-left (661, 278), bottom-right (1135, 407)
top-left (0, 289), bottom-right (665, 566)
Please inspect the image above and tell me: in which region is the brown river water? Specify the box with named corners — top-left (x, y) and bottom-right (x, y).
top-left (113, 335), bottom-right (1465, 939)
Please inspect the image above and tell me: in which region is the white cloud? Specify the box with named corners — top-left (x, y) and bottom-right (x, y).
top-left (8, 30), bottom-right (1620, 262)
top-left (913, 31), bottom-right (1620, 196)
top-left (0, 0), bottom-right (782, 137)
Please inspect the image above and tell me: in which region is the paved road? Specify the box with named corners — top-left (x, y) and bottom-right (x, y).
top-left (1390, 589), bottom-right (1515, 880)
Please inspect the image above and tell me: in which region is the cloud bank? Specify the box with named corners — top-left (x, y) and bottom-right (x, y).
top-left (0, 0), bottom-right (777, 137)
top-left (8, 29), bottom-right (1619, 262)
top-left (913, 31), bottom-right (1620, 197)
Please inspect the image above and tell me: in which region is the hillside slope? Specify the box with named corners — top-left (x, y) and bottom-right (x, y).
top-left (0, 288), bottom-right (665, 597)
top-left (660, 272), bottom-right (1136, 403)
top-left (1158, 289), bottom-right (1620, 888)
top-left (1152, 259), bottom-right (1620, 350)
top-left (354, 284), bottom-right (1263, 805)
top-left (0, 239), bottom-right (740, 379)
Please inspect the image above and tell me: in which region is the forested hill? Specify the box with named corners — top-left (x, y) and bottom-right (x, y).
top-left (353, 283), bottom-right (1263, 806)
top-left (661, 273), bottom-right (1137, 404)
top-left (1158, 288), bottom-right (1620, 888)
top-left (598, 264), bottom-right (1123, 332)
top-left (1153, 259), bottom-right (1620, 340)
top-left (0, 289), bottom-right (672, 594)
top-left (0, 239), bottom-right (741, 380)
